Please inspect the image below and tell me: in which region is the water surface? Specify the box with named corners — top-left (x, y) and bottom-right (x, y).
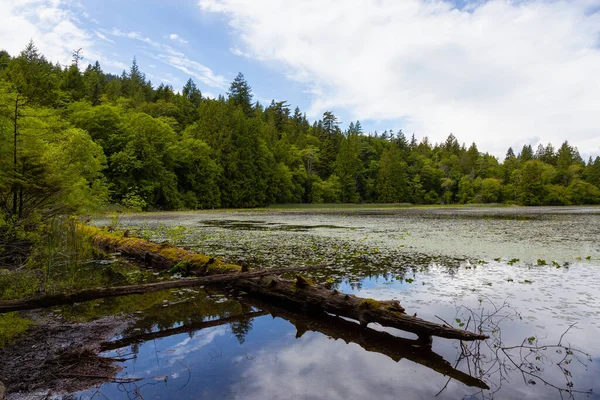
top-left (78, 207), bottom-right (600, 399)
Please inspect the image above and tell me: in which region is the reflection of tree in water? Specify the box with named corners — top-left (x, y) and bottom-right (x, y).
top-left (230, 318), bottom-right (253, 344)
top-left (437, 297), bottom-right (593, 399)
top-left (93, 292), bottom-right (592, 400)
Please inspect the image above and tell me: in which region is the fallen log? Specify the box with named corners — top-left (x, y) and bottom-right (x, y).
top-left (80, 225), bottom-right (242, 275)
top-left (80, 225), bottom-right (487, 343)
top-left (231, 275), bottom-right (488, 343)
top-left (0, 266), bottom-right (324, 314)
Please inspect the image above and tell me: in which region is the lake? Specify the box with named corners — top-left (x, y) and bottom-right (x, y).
top-left (55, 207), bottom-right (600, 399)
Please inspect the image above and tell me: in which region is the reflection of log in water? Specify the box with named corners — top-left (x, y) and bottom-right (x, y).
top-left (233, 275), bottom-right (488, 343)
top-left (250, 300), bottom-right (490, 390)
top-left (100, 311), bottom-right (268, 352)
top-left (99, 301), bottom-right (488, 390)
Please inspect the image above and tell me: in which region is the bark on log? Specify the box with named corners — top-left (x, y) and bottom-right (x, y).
top-left (231, 275), bottom-right (488, 342)
top-left (0, 266), bottom-right (323, 314)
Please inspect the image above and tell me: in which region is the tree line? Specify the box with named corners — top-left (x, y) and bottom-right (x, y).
top-left (2, 41), bottom-right (600, 225)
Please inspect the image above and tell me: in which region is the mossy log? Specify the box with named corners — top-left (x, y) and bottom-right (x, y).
top-left (0, 266), bottom-right (324, 314)
top-left (81, 225), bottom-right (241, 275)
top-left (232, 275), bottom-right (488, 343)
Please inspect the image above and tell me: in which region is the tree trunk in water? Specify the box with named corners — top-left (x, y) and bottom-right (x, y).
top-left (232, 275), bottom-right (488, 342)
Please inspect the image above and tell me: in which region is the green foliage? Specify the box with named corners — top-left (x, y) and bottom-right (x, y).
top-left (312, 175), bottom-right (343, 203)
top-left (28, 216), bottom-right (96, 291)
top-left (121, 191), bottom-right (147, 212)
top-left (0, 268), bottom-right (40, 300)
top-left (1, 41), bottom-right (598, 216)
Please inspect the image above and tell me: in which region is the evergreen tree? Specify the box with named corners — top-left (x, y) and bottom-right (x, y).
top-left (227, 72), bottom-right (253, 117)
top-left (182, 78), bottom-right (202, 107)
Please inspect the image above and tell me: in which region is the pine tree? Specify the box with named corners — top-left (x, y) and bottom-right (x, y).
top-left (182, 78), bottom-right (202, 107)
top-left (227, 72), bottom-right (253, 117)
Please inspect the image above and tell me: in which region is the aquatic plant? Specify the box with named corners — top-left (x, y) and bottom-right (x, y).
top-left (439, 298), bottom-right (593, 399)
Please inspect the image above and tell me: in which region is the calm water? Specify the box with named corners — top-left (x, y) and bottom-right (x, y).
top-left (75, 207), bottom-right (600, 399)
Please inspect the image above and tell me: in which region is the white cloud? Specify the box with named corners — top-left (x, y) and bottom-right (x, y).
top-left (94, 30), bottom-right (114, 43)
top-left (169, 33), bottom-right (189, 44)
top-left (153, 53), bottom-right (228, 88)
top-left (199, 0), bottom-right (600, 157)
top-left (0, 0), bottom-right (93, 66)
top-left (104, 28), bottom-right (185, 57)
top-left (104, 28), bottom-right (226, 88)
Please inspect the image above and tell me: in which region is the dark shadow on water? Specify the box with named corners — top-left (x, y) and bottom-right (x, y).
top-left (201, 219), bottom-right (351, 232)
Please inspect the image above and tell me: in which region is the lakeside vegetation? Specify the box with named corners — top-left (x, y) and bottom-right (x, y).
top-left (2, 41), bottom-right (600, 223)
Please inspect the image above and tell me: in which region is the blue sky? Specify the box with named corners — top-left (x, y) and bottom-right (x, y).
top-left (1, 0), bottom-right (600, 158)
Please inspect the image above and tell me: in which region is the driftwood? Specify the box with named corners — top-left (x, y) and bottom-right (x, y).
top-left (0, 266), bottom-right (323, 314)
top-left (85, 226), bottom-right (487, 342)
top-left (231, 275), bottom-right (488, 343)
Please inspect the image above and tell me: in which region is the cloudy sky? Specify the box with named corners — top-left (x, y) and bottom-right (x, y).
top-left (1, 0), bottom-right (599, 158)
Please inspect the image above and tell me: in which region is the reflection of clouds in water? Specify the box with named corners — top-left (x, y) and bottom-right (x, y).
top-left (229, 330), bottom-right (597, 400)
top-left (345, 263), bottom-right (600, 355)
top-left (168, 325), bottom-right (228, 362)
top-left (134, 325), bottom-right (229, 378)
top-left (230, 333), bottom-right (456, 400)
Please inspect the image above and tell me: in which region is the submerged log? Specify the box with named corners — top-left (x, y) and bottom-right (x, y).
top-left (0, 266), bottom-right (324, 314)
top-left (231, 275), bottom-right (488, 342)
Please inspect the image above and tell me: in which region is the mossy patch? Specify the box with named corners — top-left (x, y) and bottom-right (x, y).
top-left (358, 299), bottom-right (381, 309)
top-left (0, 312), bottom-right (33, 348)
top-left (295, 274), bottom-right (314, 287)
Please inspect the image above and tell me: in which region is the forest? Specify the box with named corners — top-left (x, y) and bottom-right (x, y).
top-left (2, 40), bottom-right (600, 228)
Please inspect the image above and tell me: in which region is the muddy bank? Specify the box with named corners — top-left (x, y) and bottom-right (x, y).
top-left (0, 312), bottom-right (129, 399)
